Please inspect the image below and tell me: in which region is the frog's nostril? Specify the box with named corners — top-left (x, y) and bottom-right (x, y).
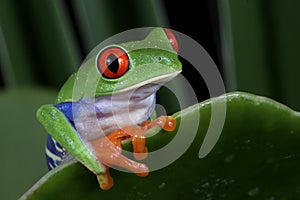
top-left (157, 56), bottom-right (162, 61)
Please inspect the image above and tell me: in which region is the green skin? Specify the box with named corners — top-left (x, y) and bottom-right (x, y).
top-left (37, 28), bottom-right (182, 185)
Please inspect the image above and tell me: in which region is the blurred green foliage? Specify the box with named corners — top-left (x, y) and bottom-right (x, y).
top-left (218, 0), bottom-right (300, 110)
top-left (0, 0), bottom-right (80, 87)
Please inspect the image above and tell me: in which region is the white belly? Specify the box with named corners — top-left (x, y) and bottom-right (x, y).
top-left (74, 84), bottom-right (160, 141)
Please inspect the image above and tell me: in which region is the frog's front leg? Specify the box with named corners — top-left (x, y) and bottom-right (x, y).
top-left (89, 129), bottom-right (149, 177)
top-left (89, 115), bottom-right (176, 180)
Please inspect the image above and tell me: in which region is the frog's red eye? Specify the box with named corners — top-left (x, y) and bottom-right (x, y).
top-left (164, 28), bottom-right (179, 52)
top-left (97, 47), bottom-right (129, 79)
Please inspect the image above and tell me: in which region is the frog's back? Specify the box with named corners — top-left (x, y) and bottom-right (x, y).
top-left (55, 73), bottom-right (77, 103)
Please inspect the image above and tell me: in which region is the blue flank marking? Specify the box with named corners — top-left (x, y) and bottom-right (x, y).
top-left (54, 101), bottom-right (75, 122)
top-left (46, 135), bottom-right (65, 170)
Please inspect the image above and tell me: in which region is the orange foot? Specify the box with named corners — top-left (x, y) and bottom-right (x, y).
top-left (89, 116), bottom-right (176, 190)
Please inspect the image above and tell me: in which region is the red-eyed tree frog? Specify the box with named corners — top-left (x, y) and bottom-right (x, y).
top-left (37, 28), bottom-right (182, 190)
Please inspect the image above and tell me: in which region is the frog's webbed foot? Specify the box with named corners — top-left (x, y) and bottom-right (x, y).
top-left (89, 130), bottom-right (148, 190)
top-left (89, 116), bottom-right (176, 190)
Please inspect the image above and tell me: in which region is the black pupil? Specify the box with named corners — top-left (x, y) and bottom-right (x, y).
top-left (106, 53), bottom-right (119, 73)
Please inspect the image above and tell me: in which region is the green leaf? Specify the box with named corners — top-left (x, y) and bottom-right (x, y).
top-left (20, 92), bottom-right (300, 199)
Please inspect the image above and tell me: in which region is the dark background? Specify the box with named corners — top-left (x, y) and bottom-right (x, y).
top-left (163, 0), bottom-right (221, 102)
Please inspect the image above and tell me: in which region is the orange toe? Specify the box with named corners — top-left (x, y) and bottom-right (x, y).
top-left (161, 116), bottom-right (176, 131)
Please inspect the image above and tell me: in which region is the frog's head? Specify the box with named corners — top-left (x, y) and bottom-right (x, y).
top-left (59, 28), bottom-right (182, 101)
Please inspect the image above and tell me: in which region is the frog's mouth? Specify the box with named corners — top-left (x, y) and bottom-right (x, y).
top-left (115, 71), bottom-right (181, 94)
